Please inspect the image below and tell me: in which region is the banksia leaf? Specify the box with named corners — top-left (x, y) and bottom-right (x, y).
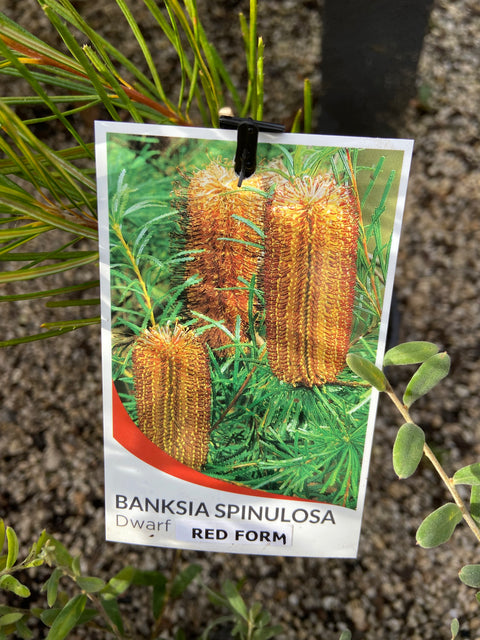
top-left (264, 175), bottom-right (358, 386)
top-left (183, 162), bottom-right (267, 353)
top-left (132, 325), bottom-right (212, 470)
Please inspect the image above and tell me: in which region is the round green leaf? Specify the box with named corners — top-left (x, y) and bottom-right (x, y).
top-left (453, 463), bottom-right (480, 486)
top-left (416, 503), bottom-right (462, 548)
top-left (392, 423), bottom-right (425, 478)
top-left (403, 352), bottom-right (451, 408)
top-left (459, 564), bottom-right (480, 588)
top-left (383, 341), bottom-right (439, 366)
top-left (346, 354), bottom-right (386, 391)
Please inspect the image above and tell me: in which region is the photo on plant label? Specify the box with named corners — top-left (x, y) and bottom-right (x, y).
top-left (106, 130), bottom-right (404, 510)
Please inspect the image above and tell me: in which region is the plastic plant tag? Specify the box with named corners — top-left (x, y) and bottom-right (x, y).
top-left (95, 122), bottom-right (413, 557)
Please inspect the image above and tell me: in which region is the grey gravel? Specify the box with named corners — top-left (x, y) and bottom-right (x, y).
top-left (1, 0), bottom-right (480, 638)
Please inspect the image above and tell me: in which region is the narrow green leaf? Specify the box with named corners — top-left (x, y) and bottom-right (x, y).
top-left (152, 582), bottom-right (166, 620)
top-left (0, 37), bottom-right (90, 154)
top-left (403, 352), bottom-right (451, 408)
top-left (303, 78), bottom-right (312, 133)
top-left (41, 606), bottom-right (97, 628)
top-left (42, 7), bottom-right (120, 122)
top-left (35, 530), bottom-right (50, 555)
top-left (392, 423), bottom-right (425, 479)
top-left (45, 567), bottom-right (63, 607)
top-left (231, 214), bottom-right (265, 239)
top-left (45, 594), bottom-right (87, 640)
top-left (416, 503), bottom-right (462, 548)
top-left (70, 556), bottom-right (81, 577)
top-left (75, 576), bottom-right (105, 594)
top-left (114, 0), bottom-right (169, 104)
top-left (253, 625), bottom-right (284, 640)
top-left (170, 563), bottom-right (202, 599)
top-left (459, 564), bottom-right (480, 588)
top-left (23, 558), bottom-right (44, 570)
top-left (5, 527), bottom-right (19, 569)
top-left (102, 566), bottom-right (136, 596)
top-left (0, 612), bottom-right (24, 627)
top-left (346, 353), bottom-right (386, 391)
top-left (45, 298), bottom-right (99, 308)
top-left (453, 463), bottom-right (480, 486)
top-left (41, 317), bottom-right (100, 330)
top-left (15, 615), bottom-right (33, 640)
top-left (0, 521), bottom-right (5, 553)
top-left (0, 575), bottom-right (30, 598)
top-left (0, 326), bottom-right (86, 348)
top-left (255, 36), bottom-right (264, 120)
top-left (338, 631), bottom-right (352, 640)
top-left (43, 536), bottom-right (74, 569)
top-left (99, 594), bottom-right (124, 635)
top-left (383, 341), bottom-right (439, 366)
top-left (290, 108), bottom-right (303, 134)
top-left (40, 609), bottom-right (59, 627)
top-left (0, 280), bottom-right (99, 303)
top-left (129, 569), bottom-right (167, 588)
top-left (0, 253), bottom-right (98, 284)
top-left (221, 580), bottom-right (248, 621)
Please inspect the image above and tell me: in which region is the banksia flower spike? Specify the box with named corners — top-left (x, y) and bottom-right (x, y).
top-left (264, 174), bottom-right (359, 387)
top-left (132, 324), bottom-right (211, 470)
top-left (183, 161), bottom-right (267, 354)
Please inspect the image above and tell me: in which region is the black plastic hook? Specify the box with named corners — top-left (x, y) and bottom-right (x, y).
top-left (219, 116), bottom-right (285, 187)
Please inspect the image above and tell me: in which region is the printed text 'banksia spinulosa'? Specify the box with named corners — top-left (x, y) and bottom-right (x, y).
top-left (183, 161), bottom-right (267, 353)
top-left (132, 325), bottom-right (211, 470)
top-left (264, 174), bottom-right (359, 387)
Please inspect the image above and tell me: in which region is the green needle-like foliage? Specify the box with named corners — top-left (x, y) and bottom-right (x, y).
top-left (0, 0), bottom-right (313, 345)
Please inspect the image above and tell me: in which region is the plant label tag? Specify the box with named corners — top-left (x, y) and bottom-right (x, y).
top-left (95, 121), bottom-right (413, 557)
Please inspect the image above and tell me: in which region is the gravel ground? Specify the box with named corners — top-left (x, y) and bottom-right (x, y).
top-left (1, 0), bottom-right (480, 638)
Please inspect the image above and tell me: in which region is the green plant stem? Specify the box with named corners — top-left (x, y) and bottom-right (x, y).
top-left (112, 222), bottom-right (156, 329)
top-left (385, 382), bottom-right (480, 544)
top-left (150, 549), bottom-right (182, 640)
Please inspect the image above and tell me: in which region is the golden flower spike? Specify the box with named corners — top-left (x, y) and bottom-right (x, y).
top-left (183, 161), bottom-right (267, 355)
top-left (132, 324), bottom-right (211, 470)
top-left (264, 174), bottom-right (359, 387)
